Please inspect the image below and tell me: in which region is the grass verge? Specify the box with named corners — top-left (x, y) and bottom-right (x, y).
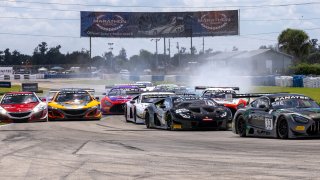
top-left (253, 86), bottom-right (320, 104)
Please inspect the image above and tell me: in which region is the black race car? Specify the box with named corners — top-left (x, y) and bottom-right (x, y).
top-left (232, 93), bottom-right (320, 139)
top-left (144, 96), bottom-right (232, 130)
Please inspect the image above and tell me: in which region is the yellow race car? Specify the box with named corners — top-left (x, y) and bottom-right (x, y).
top-left (48, 88), bottom-right (101, 121)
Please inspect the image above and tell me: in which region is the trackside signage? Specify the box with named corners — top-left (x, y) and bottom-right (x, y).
top-left (0, 67), bottom-right (13, 75)
top-left (81, 10), bottom-right (239, 38)
top-left (22, 83), bottom-right (38, 92)
top-left (0, 81), bottom-right (11, 88)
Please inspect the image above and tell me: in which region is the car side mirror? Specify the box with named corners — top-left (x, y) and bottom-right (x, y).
top-left (130, 100), bottom-right (135, 104)
top-left (160, 105), bottom-right (166, 109)
top-left (95, 97), bottom-right (100, 100)
top-left (102, 93), bottom-right (106, 96)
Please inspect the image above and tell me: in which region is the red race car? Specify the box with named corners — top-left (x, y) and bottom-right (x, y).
top-left (101, 85), bottom-right (141, 115)
top-left (0, 92), bottom-right (48, 123)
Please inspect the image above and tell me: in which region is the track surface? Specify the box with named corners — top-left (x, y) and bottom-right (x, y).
top-left (1, 116), bottom-right (320, 179)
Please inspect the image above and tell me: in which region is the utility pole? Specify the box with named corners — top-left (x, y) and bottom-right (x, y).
top-left (190, 36), bottom-right (193, 55)
top-left (202, 37), bottom-right (204, 54)
top-left (89, 37), bottom-right (92, 59)
top-left (164, 38), bottom-right (166, 55)
top-left (151, 38), bottom-right (160, 54)
top-left (151, 38), bottom-right (161, 67)
top-left (108, 42), bottom-right (114, 71)
top-left (168, 39), bottom-right (171, 57)
top-left (176, 42), bottom-right (180, 67)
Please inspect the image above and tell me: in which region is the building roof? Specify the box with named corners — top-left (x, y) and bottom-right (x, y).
top-left (206, 49), bottom-right (293, 61)
top-left (205, 51), bottom-right (246, 60)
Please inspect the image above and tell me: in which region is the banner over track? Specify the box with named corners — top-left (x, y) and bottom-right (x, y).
top-left (81, 10), bottom-right (239, 38)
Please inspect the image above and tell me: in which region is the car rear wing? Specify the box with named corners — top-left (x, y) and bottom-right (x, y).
top-left (114, 84), bottom-right (147, 88)
top-left (195, 86), bottom-right (240, 91)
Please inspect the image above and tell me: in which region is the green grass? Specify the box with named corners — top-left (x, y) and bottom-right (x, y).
top-left (0, 85), bottom-right (22, 94)
top-left (0, 85), bottom-right (47, 96)
top-left (252, 86), bottom-right (320, 104)
top-left (0, 122), bottom-right (6, 126)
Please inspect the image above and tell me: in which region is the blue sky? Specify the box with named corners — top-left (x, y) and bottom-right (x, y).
top-left (0, 0), bottom-right (319, 57)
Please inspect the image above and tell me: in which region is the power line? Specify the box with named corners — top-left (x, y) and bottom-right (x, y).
top-left (0, 1), bottom-right (320, 11)
top-left (1, 16), bottom-right (320, 22)
top-left (0, 16), bottom-right (78, 21)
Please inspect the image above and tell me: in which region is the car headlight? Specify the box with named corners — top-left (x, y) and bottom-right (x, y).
top-left (292, 114), bottom-right (309, 124)
top-left (105, 100), bottom-right (112, 106)
top-left (33, 103), bottom-right (47, 113)
top-left (0, 106), bottom-right (7, 115)
top-left (175, 108), bottom-right (189, 114)
top-left (220, 112), bottom-right (227, 118)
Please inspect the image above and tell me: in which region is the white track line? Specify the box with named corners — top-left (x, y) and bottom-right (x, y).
top-left (0, 123), bottom-right (12, 128)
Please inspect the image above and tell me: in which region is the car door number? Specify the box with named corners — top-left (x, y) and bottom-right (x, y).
top-left (265, 117), bottom-right (273, 130)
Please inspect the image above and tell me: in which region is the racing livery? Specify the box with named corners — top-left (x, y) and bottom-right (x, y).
top-left (0, 92), bottom-right (48, 123)
top-left (101, 85), bottom-right (141, 115)
top-left (124, 92), bottom-right (174, 123)
top-left (145, 96), bottom-right (232, 130)
top-left (48, 89), bottom-right (101, 120)
top-left (197, 86), bottom-right (247, 116)
top-left (232, 93), bottom-right (320, 139)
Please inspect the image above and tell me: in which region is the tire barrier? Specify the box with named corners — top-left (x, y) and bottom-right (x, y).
top-left (275, 76), bottom-right (293, 87)
top-left (303, 77), bottom-right (320, 88)
top-left (292, 75), bottom-right (305, 87)
top-left (151, 75), bottom-right (165, 81)
top-left (4, 75), bottom-right (10, 80)
top-left (44, 73), bottom-right (94, 79)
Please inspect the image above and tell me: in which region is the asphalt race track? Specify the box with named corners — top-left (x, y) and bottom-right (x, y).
top-left (1, 115), bottom-right (320, 179)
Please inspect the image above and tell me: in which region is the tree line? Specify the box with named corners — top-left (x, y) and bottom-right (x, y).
top-left (1, 28), bottom-right (319, 74)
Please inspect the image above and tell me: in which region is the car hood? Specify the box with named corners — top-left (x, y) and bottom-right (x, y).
top-left (1, 102), bottom-right (39, 112)
top-left (108, 96), bottom-right (132, 102)
top-left (280, 108), bottom-right (320, 119)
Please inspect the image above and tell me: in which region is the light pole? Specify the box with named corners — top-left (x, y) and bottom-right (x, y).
top-left (151, 38), bottom-right (161, 67)
top-left (151, 38), bottom-right (160, 54)
top-left (107, 42), bottom-right (114, 71)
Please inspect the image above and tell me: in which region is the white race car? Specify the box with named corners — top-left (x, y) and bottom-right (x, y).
top-left (135, 81), bottom-right (155, 91)
top-left (124, 92), bottom-right (174, 124)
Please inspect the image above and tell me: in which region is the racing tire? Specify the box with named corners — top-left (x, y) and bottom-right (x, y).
top-left (145, 112), bottom-right (151, 129)
top-left (277, 117), bottom-right (289, 139)
top-left (133, 108), bottom-right (137, 123)
top-left (236, 115), bottom-right (246, 137)
top-left (166, 113), bottom-right (174, 131)
top-left (124, 107), bottom-right (129, 123)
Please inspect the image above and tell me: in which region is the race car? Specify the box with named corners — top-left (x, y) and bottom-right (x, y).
top-left (0, 92), bottom-right (48, 123)
top-left (196, 86), bottom-right (247, 116)
top-left (101, 85), bottom-right (141, 115)
top-left (124, 91), bottom-right (174, 123)
top-left (232, 93), bottom-right (320, 139)
top-left (144, 96), bottom-right (232, 130)
top-left (48, 89), bottom-right (101, 120)
top-left (135, 81), bottom-right (155, 91)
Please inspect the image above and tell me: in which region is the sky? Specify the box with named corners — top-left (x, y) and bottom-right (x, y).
top-left (0, 0), bottom-right (320, 58)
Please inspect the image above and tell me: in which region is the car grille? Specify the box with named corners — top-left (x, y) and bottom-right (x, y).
top-left (62, 109), bottom-right (87, 115)
top-left (9, 112), bottom-right (31, 118)
top-left (307, 118), bottom-right (320, 135)
top-left (110, 104), bottom-right (125, 113)
top-left (197, 121), bottom-right (219, 128)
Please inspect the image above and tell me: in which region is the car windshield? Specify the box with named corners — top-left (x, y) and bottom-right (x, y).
top-left (141, 94), bottom-right (169, 103)
top-left (55, 91), bottom-right (92, 103)
top-left (271, 99), bottom-right (320, 109)
top-left (108, 88), bottom-right (140, 96)
top-left (1, 94), bottom-right (38, 104)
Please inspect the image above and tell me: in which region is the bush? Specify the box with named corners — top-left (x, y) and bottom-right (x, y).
top-left (290, 63), bottom-right (320, 75)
